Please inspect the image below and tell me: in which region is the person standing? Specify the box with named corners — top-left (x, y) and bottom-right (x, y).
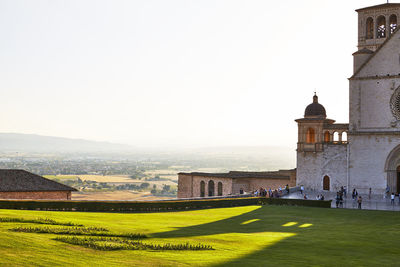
top-left (385, 185), bottom-right (390, 199)
top-left (357, 195), bottom-right (362, 209)
top-left (300, 185), bottom-right (304, 195)
top-left (391, 193), bottom-right (395, 205)
top-left (369, 188), bottom-right (372, 199)
top-left (335, 193), bottom-right (340, 208)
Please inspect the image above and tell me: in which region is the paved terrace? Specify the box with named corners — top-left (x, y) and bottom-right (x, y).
top-left (283, 190), bottom-right (400, 211)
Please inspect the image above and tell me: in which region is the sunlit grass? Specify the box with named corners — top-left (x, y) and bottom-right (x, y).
top-left (298, 223), bottom-right (313, 228)
top-left (282, 222), bottom-right (298, 227)
top-left (0, 205), bottom-right (398, 266)
top-left (241, 219), bottom-right (260, 225)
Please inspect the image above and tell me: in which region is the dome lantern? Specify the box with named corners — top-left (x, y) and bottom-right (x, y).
top-left (304, 93), bottom-right (326, 118)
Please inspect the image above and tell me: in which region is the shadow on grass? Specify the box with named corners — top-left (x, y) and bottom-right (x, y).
top-left (151, 205), bottom-right (321, 266)
top-left (152, 205), bottom-right (314, 239)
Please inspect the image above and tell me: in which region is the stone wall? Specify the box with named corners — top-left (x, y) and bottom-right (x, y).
top-left (177, 170), bottom-right (296, 198)
top-left (348, 135), bottom-right (400, 194)
top-left (177, 174), bottom-right (193, 198)
top-left (0, 191), bottom-right (72, 200)
top-left (178, 174), bottom-right (233, 198)
top-left (297, 144), bottom-right (348, 192)
top-left (234, 177), bottom-right (293, 194)
top-left (190, 176), bottom-right (232, 198)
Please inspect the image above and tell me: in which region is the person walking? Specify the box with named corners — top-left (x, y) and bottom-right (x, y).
top-left (335, 193), bottom-right (340, 208)
top-left (339, 194), bottom-right (343, 208)
top-left (357, 195), bottom-right (362, 209)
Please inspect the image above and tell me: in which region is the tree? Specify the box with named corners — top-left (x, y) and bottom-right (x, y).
top-left (162, 185), bottom-right (171, 192)
top-left (140, 182), bottom-right (150, 189)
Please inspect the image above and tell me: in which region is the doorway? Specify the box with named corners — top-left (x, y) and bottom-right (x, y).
top-left (208, 180), bottom-right (215, 197)
top-left (397, 166), bottom-right (400, 193)
top-left (323, 175), bottom-right (330, 191)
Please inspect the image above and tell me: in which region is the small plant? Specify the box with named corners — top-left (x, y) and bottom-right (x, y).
top-left (54, 236), bottom-right (214, 251)
top-left (10, 226), bottom-right (146, 239)
top-left (0, 217), bottom-right (83, 226)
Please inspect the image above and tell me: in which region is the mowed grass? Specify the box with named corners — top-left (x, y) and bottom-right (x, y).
top-left (0, 205), bottom-right (399, 266)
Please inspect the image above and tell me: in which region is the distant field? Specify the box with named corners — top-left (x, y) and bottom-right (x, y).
top-left (44, 175), bottom-right (79, 180)
top-left (0, 205), bottom-right (399, 266)
top-left (72, 191), bottom-right (173, 201)
top-left (144, 170), bottom-right (178, 181)
top-left (78, 175), bottom-right (134, 183)
top-left (44, 175), bottom-right (177, 200)
top-left (45, 174), bottom-right (177, 185)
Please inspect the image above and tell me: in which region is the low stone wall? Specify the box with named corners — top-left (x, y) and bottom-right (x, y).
top-left (0, 191), bottom-right (71, 200)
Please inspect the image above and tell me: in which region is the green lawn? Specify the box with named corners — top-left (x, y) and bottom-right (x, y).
top-left (0, 205), bottom-right (399, 266)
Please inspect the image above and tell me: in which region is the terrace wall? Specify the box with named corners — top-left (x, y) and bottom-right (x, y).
top-left (0, 191), bottom-right (72, 200)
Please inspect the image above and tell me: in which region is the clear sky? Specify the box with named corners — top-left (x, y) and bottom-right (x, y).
top-left (0, 0), bottom-right (386, 148)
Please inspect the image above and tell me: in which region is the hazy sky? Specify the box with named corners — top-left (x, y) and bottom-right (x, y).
top-left (0, 0), bottom-right (385, 148)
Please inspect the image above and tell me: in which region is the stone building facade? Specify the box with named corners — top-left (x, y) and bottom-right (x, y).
top-left (178, 3), bottom-right (400, 198)
top-left (295, 94), bottom-right (349, 192)
top-left (177, 170), bottom-right (296, 198)
top-left (297, 3), bottom-right (400, 194)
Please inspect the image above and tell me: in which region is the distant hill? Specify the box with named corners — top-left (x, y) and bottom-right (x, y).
top-left (0, 133), bottom-right (132, 153)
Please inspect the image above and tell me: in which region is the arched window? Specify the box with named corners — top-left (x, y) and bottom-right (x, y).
top-left (366, 17), bottom-right (374, 39)
top-left (306, 128), bottom-right (315, 143)
top-left (342, 131), bottom-right (348, 142)
top-left (333, 132), bottom-right (339, 142)
top-left (377, 16), bottom-right (386, 38)
top-left (208, 180), bottom-right (215, 197)
top-left (200, 181), bottom-right (205, 197)
top-left (390, 15), bottom-right (397, 35)
top-left (217, 182), bottom-right (223, 196)
top-left (324, 131), bottom-right (330, 142)
top-left (323, 176), bottom-right (330, 191)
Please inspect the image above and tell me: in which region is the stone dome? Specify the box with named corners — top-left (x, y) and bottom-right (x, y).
top-left (304, 94), bottom-right (326, 118)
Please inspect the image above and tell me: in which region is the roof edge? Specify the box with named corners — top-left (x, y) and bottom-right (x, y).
top-left (351, 27), bottom-right (400, 79)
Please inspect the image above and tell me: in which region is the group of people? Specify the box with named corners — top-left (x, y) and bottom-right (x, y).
top-left (335, 187), bottom-right (362, 209)
top-left (390, 192), bottom-right (400, 205)
top-left (299, 186), bottom-right (325, 201)
top-left (248, 184), bottom-right (291, 199)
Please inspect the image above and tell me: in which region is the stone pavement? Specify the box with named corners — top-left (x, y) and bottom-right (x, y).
top-left (283, 190), bottom-right (400, 211)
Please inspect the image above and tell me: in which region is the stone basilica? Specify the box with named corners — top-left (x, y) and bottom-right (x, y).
top-left (178, 3), bottom-right (400, 198)
top-left (298, 2), bottom-right (400, 195)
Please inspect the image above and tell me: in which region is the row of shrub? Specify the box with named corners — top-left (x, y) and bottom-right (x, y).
top-left (0, 197), bottom-right (331, 212)
top-left (0, 217), bottom-right (82, 226)
top-left (55, 236), bottom-right (214, 251)
top-left (0, 198), bottom-right (260, 212)
top-left (10, 226), bottom-right (146, 239)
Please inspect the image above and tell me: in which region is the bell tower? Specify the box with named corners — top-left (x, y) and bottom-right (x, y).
top-left (356, 3), bottom-right (400, 51)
